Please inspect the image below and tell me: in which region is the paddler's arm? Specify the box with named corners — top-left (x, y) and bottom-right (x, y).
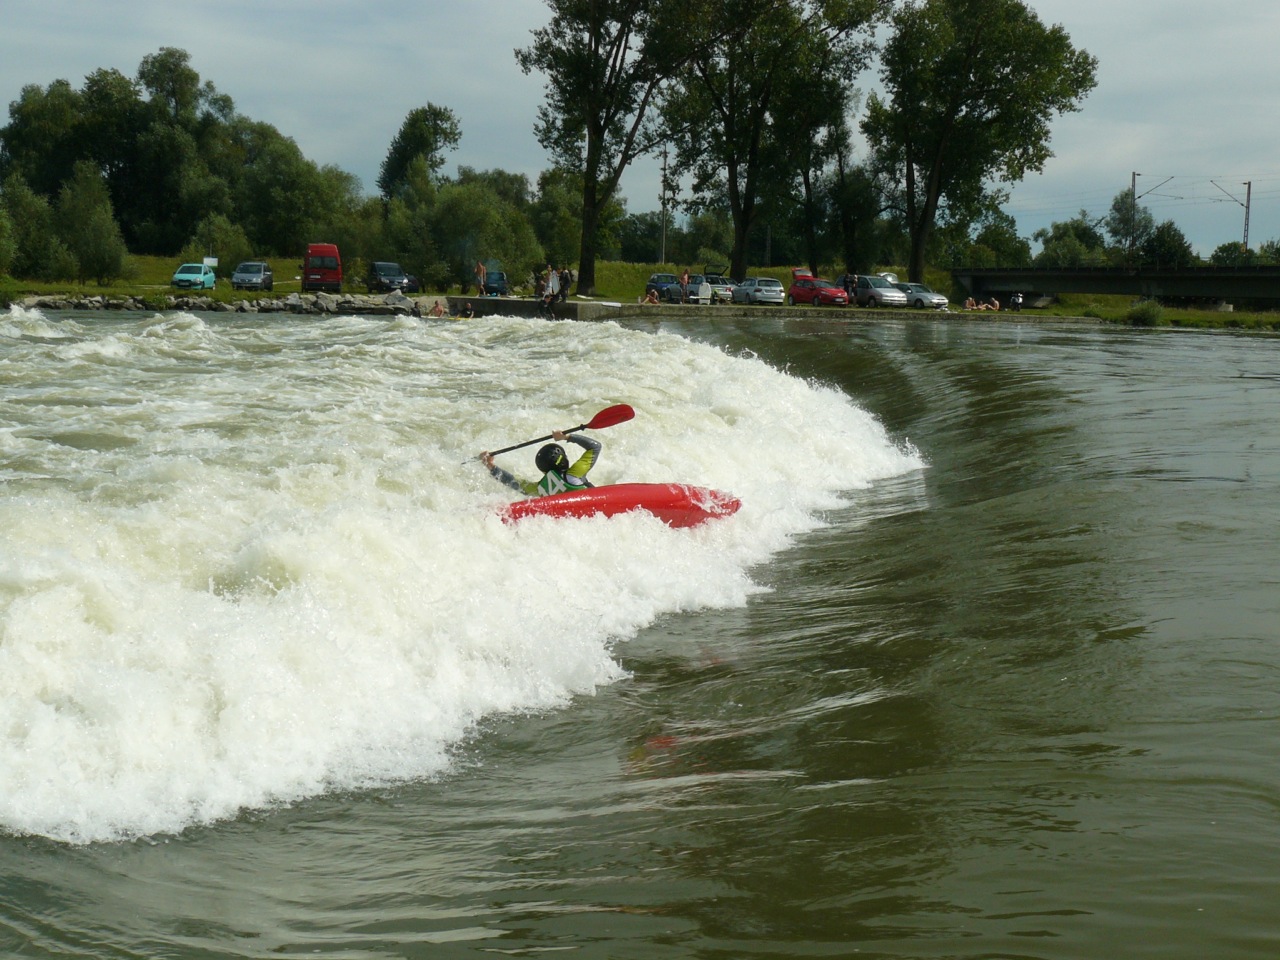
top-left (481, 452), bottom-right (539, 496)
top-left (565, 434), bottom-right (602, 486)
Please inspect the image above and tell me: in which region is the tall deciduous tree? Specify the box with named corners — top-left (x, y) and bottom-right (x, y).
top-left (1141, 220), bottom-right (1194, 266)
top-left (377, 104), bottom-right (461, 199)
top-left (0, 79), bottom-right (84, 197)
top-left (1105, 188), bottom-right (1155, 257)
top-left (662, 0), bottom-right (884, 280)
top-left (55, 161), bottom-right (129, 284)
top-left (865, 0), bottom-right (1097, 281)
top-left (517, 0), bottom-right (693, 296)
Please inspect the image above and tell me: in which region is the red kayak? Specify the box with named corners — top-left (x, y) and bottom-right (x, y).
top-left (501, 482), bottom-right (741, 529)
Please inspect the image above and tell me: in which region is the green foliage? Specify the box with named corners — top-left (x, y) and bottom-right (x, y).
top-left (1210, 241), bottom-right (1255, 267)
top-left (1105, 189), bottom-right (1155, 251)
top-left (866, 0), bottom-right (1099, 281)
top-left (428, 180), bottom-right (543, 290)
top-left (0, 203), bottom-right (15, 277)
top-left (54, 161), bottom-right (129, 284)
top-left (516, 0), bottom-right (688, 292)
top-left (1033, 211), bottom-right (1107, 266)
top-left (1126, 299), bottom-right (1164, 326)
top-left (1140, 221), bottom-right (1195, 267)
top-left (377, 104), bottom-right (461, 198)
top-left (179, 214), bottom-right (253, 276)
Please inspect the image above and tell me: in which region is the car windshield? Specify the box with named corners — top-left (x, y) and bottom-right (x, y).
top-left (651, 274), bottom-right (677, 283)
top-left (758, 279), bottom-right (782, 288)
top-left (689, 275), bottom-right (705, 284)
top-left (177, 265), bottom-right (201, 275)
top-left (867, 276), bottom-right (891, 288)
top-left (816, 278), bottom-right (836, 287)
top-left (237, 263), bottom-right (263, 274)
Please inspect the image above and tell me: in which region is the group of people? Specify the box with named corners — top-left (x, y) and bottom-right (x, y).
top-left (425, 299), bottom-right (474, 319)
top-left (963, 292), bottom-right (1024, 312)
top-left (536, 264), bottom-right (572, 314)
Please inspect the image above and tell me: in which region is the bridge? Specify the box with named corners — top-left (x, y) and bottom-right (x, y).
top-left (951, 265), bottom-right (1280, 304)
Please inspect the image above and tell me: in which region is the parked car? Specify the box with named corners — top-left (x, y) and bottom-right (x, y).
top-left (483, 270), bottom-right (508, 296)
top-left (854, 274), bottom-right (908, 307)
top-left (301, 243), bottom-right (342, 292)
top-left (366, 261), bottom-right (412, 293)
top-left (704, 274), bottom-right (734, 303)
top-left (645, 273), bottom-right (681, 301)
top-left (787, 274), bottom-right (849, 306)
top-left (231, 261), bottom-right (274, 291)
top-left (731, 277), bottom-right (786, 305)
top-left (703, 265), bottom-right (734, 303)
top-left (171, 263), bottom-right (216, 290)
top-left (894, 281), bottom-right (948, 309)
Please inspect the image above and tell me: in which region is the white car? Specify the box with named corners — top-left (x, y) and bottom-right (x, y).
top-left (731, 277), bottom-right (785, 305)
top-left (894, 282), bottom-right (949, 309)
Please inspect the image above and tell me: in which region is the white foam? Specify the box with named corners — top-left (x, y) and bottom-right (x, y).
top-left (0, 309), bottom-right (922, 843)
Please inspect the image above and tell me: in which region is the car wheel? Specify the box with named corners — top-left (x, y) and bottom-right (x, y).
top-left (914, 298), bottom-right (925, 309)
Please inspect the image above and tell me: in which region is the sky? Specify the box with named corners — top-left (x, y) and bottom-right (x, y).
top-left (4, 0), bottom-right (1280, 257)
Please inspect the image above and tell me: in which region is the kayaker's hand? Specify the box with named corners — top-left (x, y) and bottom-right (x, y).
top-left (551, 430), bottom-right (568, 441)
top-left (481, 452), bottom-right (494, 469)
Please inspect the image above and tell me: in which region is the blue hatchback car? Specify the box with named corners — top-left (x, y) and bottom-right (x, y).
top-left (171, 263), bottom-right (217, 290)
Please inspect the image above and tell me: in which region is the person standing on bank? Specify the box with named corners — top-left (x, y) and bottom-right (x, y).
top-left (481, 430), bottom-right (602, 496)
top-left (474, 260), bottom-right (487, 295)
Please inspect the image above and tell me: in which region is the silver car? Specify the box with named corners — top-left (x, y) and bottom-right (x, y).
top-left (894, 282), bottom-right (948, 309)
top-left (855, 274), bottom-right (908, 307)
top-left (731, 277), bottom-right (785, 305)
top-left (231, 261), bottom-right (274, 291)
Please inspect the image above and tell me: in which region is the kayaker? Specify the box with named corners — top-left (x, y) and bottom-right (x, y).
top-left (482, 429), bottom-right (601, 496)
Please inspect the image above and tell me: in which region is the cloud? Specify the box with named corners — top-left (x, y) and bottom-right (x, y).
top-left (4, 0), bottom-right (1279, 253)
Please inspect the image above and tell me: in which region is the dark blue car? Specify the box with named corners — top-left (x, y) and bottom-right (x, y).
top-left (645, 273), bottom-right (680, 301)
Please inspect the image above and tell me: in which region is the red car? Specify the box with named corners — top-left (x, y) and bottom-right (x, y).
top-left (787, 273), bottom-right (848, 306)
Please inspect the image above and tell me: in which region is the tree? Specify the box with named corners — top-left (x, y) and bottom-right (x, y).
top-left (377, 104), bottom-right (461, 199)
top-left (864, 0), bottom-right (1098, 281)
top-left (517, 0), bottom-right (696, 296)
top-left (0, 79), bottom-right (85, 197)
top-left (2, 173), bottom-right (66, 279)
top-left (55, 161), bottom-right (129, 284)
top-left (1032, 211), bottom-right (1106, 267)
top-left (427, 180), bottom-right (543, 290)
top-left (180, 213), bottom-right (253, 276)
top-left (1209, 241), bottom-right (1254, 267)
top-left (0, 205), bottom-right (15, 276)
top-left (1104, 188), bottom-right (1155, 258)
top-left (1139, 220), bottom-right (1194, 267)
top-left (661, 0), bottom-right (882, 280)
top-left (968, 210), bottom-right (1031, 267)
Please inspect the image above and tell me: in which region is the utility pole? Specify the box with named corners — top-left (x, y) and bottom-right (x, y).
top-left (1243, 181), bottom-right (1252, 249)
top-left (1129, 172), bottom-right (1139, 266)
top-left (659, 147), bottom-right (669, 265)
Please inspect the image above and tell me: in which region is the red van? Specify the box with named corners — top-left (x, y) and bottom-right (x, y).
top-left (301, 243), bottom-right (342, 292)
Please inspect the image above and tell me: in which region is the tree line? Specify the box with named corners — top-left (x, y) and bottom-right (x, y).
top-left (2, 1), bottom-right (1176, 295)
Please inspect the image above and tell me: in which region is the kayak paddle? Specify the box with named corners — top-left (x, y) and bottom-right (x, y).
top-left (479, 403), bottom-right (635, 460)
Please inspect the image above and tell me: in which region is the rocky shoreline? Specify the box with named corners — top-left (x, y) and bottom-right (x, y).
top-left (8, 290), bottom-right (448, 316)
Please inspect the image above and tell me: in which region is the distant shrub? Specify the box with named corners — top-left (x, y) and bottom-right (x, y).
top-left (1126, 300), bottom-right (1164, 326)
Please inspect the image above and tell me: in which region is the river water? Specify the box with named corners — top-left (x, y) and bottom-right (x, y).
top-left (2, 306), bottom-right (1279, 958)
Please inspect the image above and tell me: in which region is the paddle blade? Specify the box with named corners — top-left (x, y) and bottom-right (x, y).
top-left (586, 404), bottom-right (635, 430)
